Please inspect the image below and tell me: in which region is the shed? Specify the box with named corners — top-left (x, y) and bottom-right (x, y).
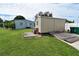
top-left (34, 12), bottom-right (66, 34)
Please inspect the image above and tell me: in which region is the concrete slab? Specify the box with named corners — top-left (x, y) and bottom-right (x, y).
top-left (24, 32), bottom-right (36, 37)
top-left (52, 33), bottom-right (79, 43)
top-left (64, 37), bottom-right (79, 43)
top-left (24, 32), bottom-right (41, 38)
top-left (71, 41), bottom-right (79, 50)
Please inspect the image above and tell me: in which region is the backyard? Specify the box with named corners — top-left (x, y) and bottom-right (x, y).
top-left (0, 29), bottom-right (79, 56)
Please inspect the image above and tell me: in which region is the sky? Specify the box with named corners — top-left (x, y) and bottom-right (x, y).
top-left (0, 3), bottom-right (79, 22)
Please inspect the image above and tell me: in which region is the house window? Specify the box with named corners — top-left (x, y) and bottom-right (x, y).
top-left (30, 23), bottom-right (32, 25)
top-left (20, 22), bottom-right (23, 26)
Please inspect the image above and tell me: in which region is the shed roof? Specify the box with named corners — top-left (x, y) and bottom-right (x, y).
top-left (40, 16), bottom-right (66, 20)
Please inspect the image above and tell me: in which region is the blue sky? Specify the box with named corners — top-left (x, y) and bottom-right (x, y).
top-left (0, 3), bottom-right (79, 22)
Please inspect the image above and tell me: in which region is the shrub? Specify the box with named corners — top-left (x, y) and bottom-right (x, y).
top-left (4, 20), bottom-right (15, 29)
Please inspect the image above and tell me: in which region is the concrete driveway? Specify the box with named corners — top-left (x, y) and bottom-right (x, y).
top-left (50, 32), bottom-right (79, 50)
top-left (53, 33), bottom-right (79, 43)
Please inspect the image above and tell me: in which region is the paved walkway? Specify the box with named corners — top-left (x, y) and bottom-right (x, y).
top-left (50, 32), bottom-right (79, 50)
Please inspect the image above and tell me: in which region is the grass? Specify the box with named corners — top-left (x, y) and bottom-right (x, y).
top-left (0, 29), bottom-right (79, 56)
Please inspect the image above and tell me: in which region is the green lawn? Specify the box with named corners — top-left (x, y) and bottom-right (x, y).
top-left (0, 29), bottom-right (79, 56)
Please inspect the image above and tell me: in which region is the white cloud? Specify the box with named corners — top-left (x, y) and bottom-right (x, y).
top-left (0, 3), bottom-right (79, 22)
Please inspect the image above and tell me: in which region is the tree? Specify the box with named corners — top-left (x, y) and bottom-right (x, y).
top-left (0, 18), bottom-right (3, 27)
top-left (0, 18), bottom-right (3, 23)
top-left (4, 20), bottom-right (15, 29)
top-left (72, 20), bottom-right (74, 23)
top-left (66, 19), bottom-right (74, 23)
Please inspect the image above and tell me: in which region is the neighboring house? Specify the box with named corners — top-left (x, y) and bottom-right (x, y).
top-left (65, 23), bottom-right (79, 31)
top-left (34, 12), bottom-right (66, 34)
top-left (14, 15), bottom-right (34, 29)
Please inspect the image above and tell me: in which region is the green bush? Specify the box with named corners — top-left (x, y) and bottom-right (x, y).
top-left (0, 23), bottom-right (3, 27)
top-left (4, 20), bottom-right (15, 29)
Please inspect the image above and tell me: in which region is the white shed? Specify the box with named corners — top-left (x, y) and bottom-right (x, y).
top-left (34, 12), bottom-right (66, 34)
